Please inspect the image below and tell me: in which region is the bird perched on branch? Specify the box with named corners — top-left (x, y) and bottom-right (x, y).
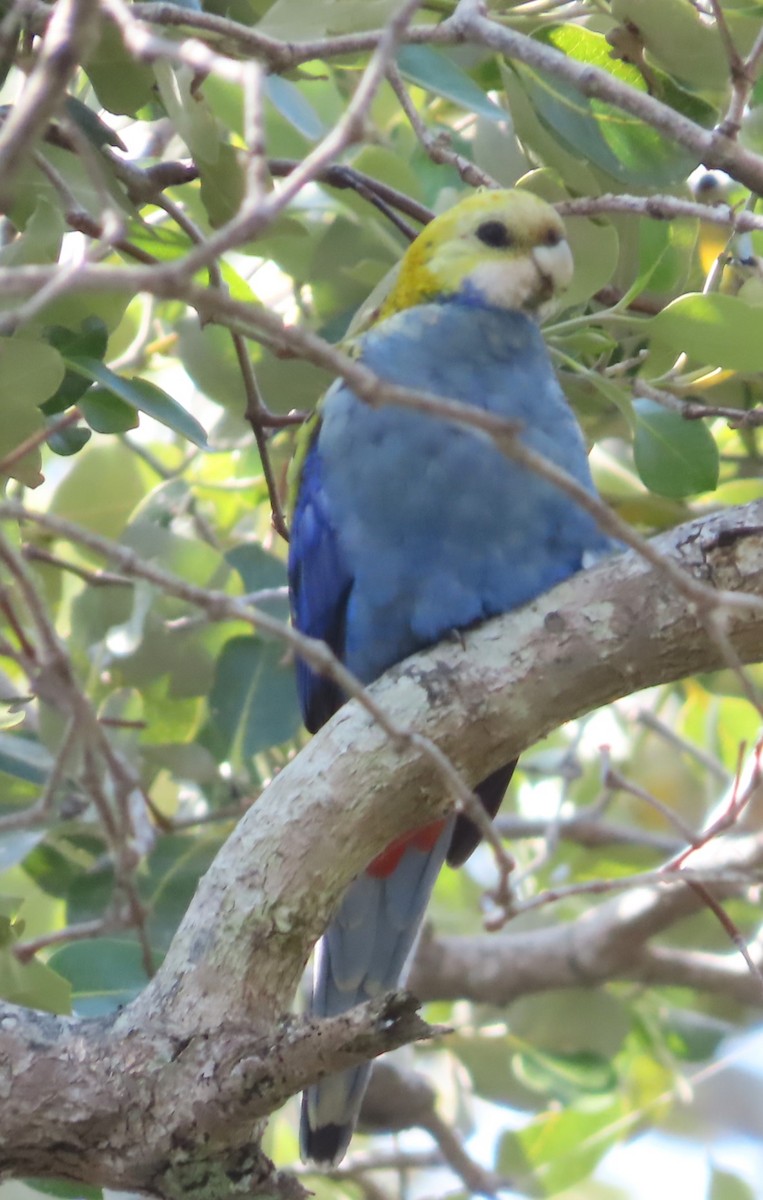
top-left (288, 188), bottom-right (612, 1166)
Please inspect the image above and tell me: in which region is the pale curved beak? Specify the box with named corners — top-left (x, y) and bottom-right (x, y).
top-left (533, 238), bottom-right (574, 295)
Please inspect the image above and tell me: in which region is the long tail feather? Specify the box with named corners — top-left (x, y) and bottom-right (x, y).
top-left (300, 819), bottom-right (454, 1164)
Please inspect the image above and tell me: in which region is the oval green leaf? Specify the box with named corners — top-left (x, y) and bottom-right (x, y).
top-left (265, 75), bottom-right (326, 140)
top-left (65, 357), bottom-right (208, 447)
top-left (48, 938), bottom-right (150, 1016)
top-left (650, 291), bottom-right (763, 373)
top-left (633, 398), bottom-right (719, 498)
top-left (511, 25), bottom-right (705, 186)
top-left (397, 46), bottom-right (506, 123)
top-left (204, 636), bottom-right (301, 767)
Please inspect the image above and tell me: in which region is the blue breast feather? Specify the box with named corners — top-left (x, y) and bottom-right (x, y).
top-left (288, 299), bottom-right (610, 729)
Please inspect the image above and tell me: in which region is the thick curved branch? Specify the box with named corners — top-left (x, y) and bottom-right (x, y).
top-left (1, 501), bottom-right (762, 1195)
top-left (130, 502), bottom-right (763, 1029)
top-left (0, 993), bottom-right (432, 1197)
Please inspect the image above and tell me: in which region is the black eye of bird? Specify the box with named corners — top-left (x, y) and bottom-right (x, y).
top-left (475, 220), bottom-right (513, 249)
top-left (542, 226), bottom-right (562, 247)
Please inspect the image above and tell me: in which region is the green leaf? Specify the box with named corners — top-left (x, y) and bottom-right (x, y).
top-left (0, 703), bottom-right (25, 732)
top-left (633, 398), bottom-right (719, 497)
top-left (33, 275), bottom-right (132, 335)
top-left (50, 441), bottom-right (147, 537)
top-left (0, 196), bottom-right (64, 267)
top-left (205, 636), bottom-right (301, 766)
top-left (0, 943), bottom-right (71, 1011)
top-left (0, 908), bottom-right (71, 1012)
top-left (80, 387), bottom-right (140, 434)
top-left (650, 292), bottom-right (763, 373)
top-left (265, 75), bottom-right (326, 140)
top-left (511, 26), bottom-right (705, 186)
top-left (397, 46), bottom-right (506, 123)
top-left (197, 142), bottom-right (245, 229)
top-left (47, 938), bottom-right (149, 1016)
top-left (122, 218), bottom-right (193, 264)
top-left (708, 1167), bottom-right (756, 1200)
top-left (0, 336), bottom-right (66, 485)
top-left (0, 732), bottom-right (53, 785)
top-left (23, 837), bottom-right (106, 899)
top-left (256, 0), bottom-right (399, 38)
top-left (350, 145), bottom-right (426, 208)
top-left (25, 1179), bottom-right (102, 1200)
top-left (84, 20), bottom-right (155, 115)
top-left (500, 64), bottom-right (602, 195)
top-left (64, 358), bottom-right (208, 447)
top-left (509, 990), bottom-right (630, 1060)
top-left (154, 60), bottom-right (218, 161)
top-left (66, 832), bottom-right (224, 955)
top-left (64, 96), bottom-right (126, 150)
top-left (142, 742), bottom-right (218, 786)
top-left (610, 0), bottom-right (729, 92)
top-left (48, 425), bottom-right (92, 457)
top-left (450, 1032), bottom-right (526, 1107)
top-left (43, 318), bottom-right (109, 413)
top-left (227, 544), bottom-right (289, 620)
top-left (140, 832), bottom-right (223, 951)
top-left (104, 579), bottom-right (156, 658)
top-left (177, 320), bottom-right (250, 412)
top-left (498, 1098), bottom-right (624, 1197)
top-left (227, 544), bottom-right (287, 592)
top-left (512, 1047), bottom-right (617, 1101)
top-left (664, 1008), bottom-right (729, 1062)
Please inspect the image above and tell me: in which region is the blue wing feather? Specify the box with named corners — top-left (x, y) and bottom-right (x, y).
top-left (289, 434), bottom-right (354, 733)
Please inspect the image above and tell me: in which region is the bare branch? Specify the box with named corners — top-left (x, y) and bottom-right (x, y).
top-left (0, 0), bottom-right (99, 206)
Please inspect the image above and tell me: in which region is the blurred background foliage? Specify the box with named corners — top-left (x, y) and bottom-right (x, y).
top-left (0, 0), bottom-right (762, 1197)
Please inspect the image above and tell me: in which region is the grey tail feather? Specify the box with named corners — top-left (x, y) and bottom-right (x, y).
top-left (300, 1064), bottom-right (371, 1165)
top-left (301, 1119), bottom-right (349, 1168)
top-left (300, 821), bottom-right (454, 1165)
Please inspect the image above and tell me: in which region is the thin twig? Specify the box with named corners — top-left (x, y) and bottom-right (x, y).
top-left (242, 58), bottom-right (269, 208)
top-left (558, 192), bottom-right (763, 235)
top-left (387, 63), bottom-right (500, 190)
top-left (0, 410), bottom-right (82, 476)
top-left (637, 381), bottom-right (763, 430)
top-left (0, 716), bottom-right (79, 833)
top-left (705, 0), bottom-right (752, 139)
top-left (14, 918), bottom-right (114, 963)
top-left (233, 330), bottom-right (290, 542)
top-left (154, 192), bottom-right (289, 541)
top-left (0, 0), bottom-right (100, 206)
top-left (637, 709), bottom-right (730, 783)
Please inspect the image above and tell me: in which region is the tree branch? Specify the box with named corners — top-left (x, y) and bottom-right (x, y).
top-left (0, 0), bottom-right (99, 208)
top-left (410, 829), bottom-right (763, 1007)
top-left (1, 500), bottom-right (762, 1194)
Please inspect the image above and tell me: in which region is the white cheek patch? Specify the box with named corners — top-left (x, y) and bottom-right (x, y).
top-left (468, 258), bottom-right (541, 311)
top-left (467, 239), bottom-right (573, 318)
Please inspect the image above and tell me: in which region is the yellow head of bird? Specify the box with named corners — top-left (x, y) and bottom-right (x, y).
top-left (380, 190), bottom-right (573, 322)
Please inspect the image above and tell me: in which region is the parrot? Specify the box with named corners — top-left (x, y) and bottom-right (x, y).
top-left (287, 188), bottom-right (613, 1166)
